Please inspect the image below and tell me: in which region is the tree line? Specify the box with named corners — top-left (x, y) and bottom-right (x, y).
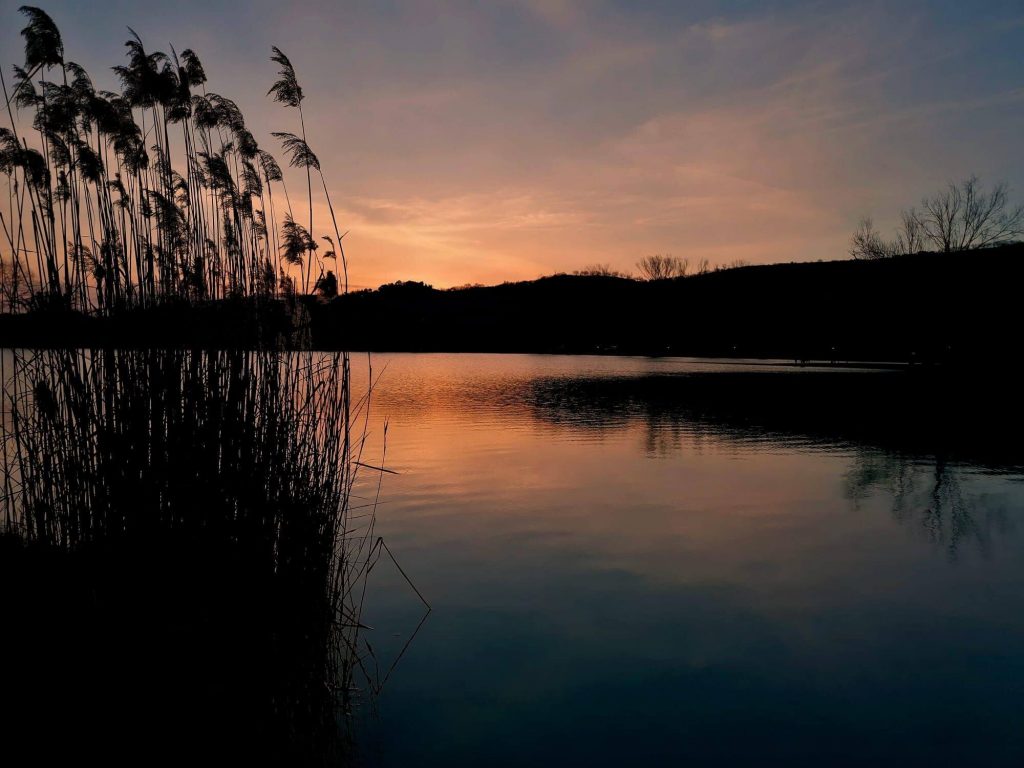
top-left (850, 176), bottom-right (1024, 260)
top-left (576, 175), bottom-right (1024, 281)
top-left (576, 255), bottom-right (751, 281)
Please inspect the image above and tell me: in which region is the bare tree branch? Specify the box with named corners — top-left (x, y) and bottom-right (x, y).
top-left (636, 254), bottom-right (689, 280)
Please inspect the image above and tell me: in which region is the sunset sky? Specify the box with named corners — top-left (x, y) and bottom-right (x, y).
top-left (2, 0), bottom-right (1022, 289)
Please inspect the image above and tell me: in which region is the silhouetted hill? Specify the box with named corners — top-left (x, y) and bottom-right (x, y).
top-left (2, 245), bottom-right (1021, 362)
top-left (311, 245), bottom-right (1024, 363)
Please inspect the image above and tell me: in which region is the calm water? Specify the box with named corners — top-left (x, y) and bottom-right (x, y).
top-left (351, 354), bottom-right (1024, 767)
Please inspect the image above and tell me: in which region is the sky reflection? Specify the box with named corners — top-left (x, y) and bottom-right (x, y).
top-left (353, 354), bottom-right (1024, 766)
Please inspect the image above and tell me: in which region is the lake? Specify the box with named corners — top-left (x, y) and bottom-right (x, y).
top-left (351, 353), bottom-right (1024, 766)
top-left (3, 350), bottom-right (1023, 765)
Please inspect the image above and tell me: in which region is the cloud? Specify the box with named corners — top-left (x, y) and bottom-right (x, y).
top-left (2, 0), bottom-right (1022, 288)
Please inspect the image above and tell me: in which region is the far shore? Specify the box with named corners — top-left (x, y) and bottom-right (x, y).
top-left (3, 244), bottom-right (1021, 365)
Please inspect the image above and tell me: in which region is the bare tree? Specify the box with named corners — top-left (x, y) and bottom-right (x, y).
top-left (849, 217), bottom-right (894, 259)
top-left (895, 207), bottom-right (925, 254)
top-left (850, 177), bottom-right (1021, 263)
top-left (636, 254), bottom-right (689, 280)
top-left (694, 258), bottom-right (712, 275)
top-left (918, 176), bottom-right (1024, 252)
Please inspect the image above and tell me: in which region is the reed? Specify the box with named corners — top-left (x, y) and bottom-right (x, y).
top-left (0, 345), bottom-right (380, 762)
top-left (0, 10), bottom-right (413, 759)
top-left (0, 6), bottom-right (342, 315)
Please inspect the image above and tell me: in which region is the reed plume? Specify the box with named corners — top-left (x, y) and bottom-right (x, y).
top-left (1, 6), bottom-right (348, 316)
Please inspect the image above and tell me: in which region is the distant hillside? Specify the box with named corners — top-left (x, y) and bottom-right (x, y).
top-left (2, 245), bottom-right (1020, 362)
top-left (311, 244), bottom-right (1024, 363)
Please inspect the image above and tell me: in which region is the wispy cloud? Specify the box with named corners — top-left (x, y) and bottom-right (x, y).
top-left (3, 0), bottom-right (1021, 287)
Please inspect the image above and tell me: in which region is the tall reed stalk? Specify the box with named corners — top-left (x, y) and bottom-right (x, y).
top-left (0, 10), bottom-right (399, 759)
top-left (0, 6), bottom-right (345, 315)
top-left (0, 345), bottom-right (380, 760)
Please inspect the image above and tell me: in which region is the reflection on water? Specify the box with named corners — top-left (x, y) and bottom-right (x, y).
top-left (517, 368), bottom-right (1022, 561)
top-left (350, 354), bottom-right (1024, 767)
top-left (844, 453), bottom-right (1013, 560)
top-left (3, 351), bottom-right (1023, 765)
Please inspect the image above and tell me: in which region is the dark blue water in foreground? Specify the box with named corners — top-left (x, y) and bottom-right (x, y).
top-left (352, 354), bottom-right (1024, 767)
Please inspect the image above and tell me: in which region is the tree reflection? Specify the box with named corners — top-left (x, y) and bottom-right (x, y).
top-left (524, 370), bottom-right (1021, 558)
top-left (843, 452), bottom-right (1012, 560)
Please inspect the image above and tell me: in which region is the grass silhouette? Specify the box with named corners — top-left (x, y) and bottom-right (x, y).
top-left (1, 6), bottom-right (343, 315)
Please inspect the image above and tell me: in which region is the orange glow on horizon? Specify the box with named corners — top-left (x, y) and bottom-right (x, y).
top-left (2, 2), bottom-right (1021, 291)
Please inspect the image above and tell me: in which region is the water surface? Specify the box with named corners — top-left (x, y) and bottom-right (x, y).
top-left (353, 354), bottom-right (1024, 766)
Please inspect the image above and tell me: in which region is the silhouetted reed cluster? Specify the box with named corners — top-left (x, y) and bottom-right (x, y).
top-left (2, 348), bottom-right (350, 546)
top-left (0, 346), bottom-right (376, 762)
top-left (0, 8), bottom-right (407, 761)
top-left (1, 6), bottom-right (345, 316)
